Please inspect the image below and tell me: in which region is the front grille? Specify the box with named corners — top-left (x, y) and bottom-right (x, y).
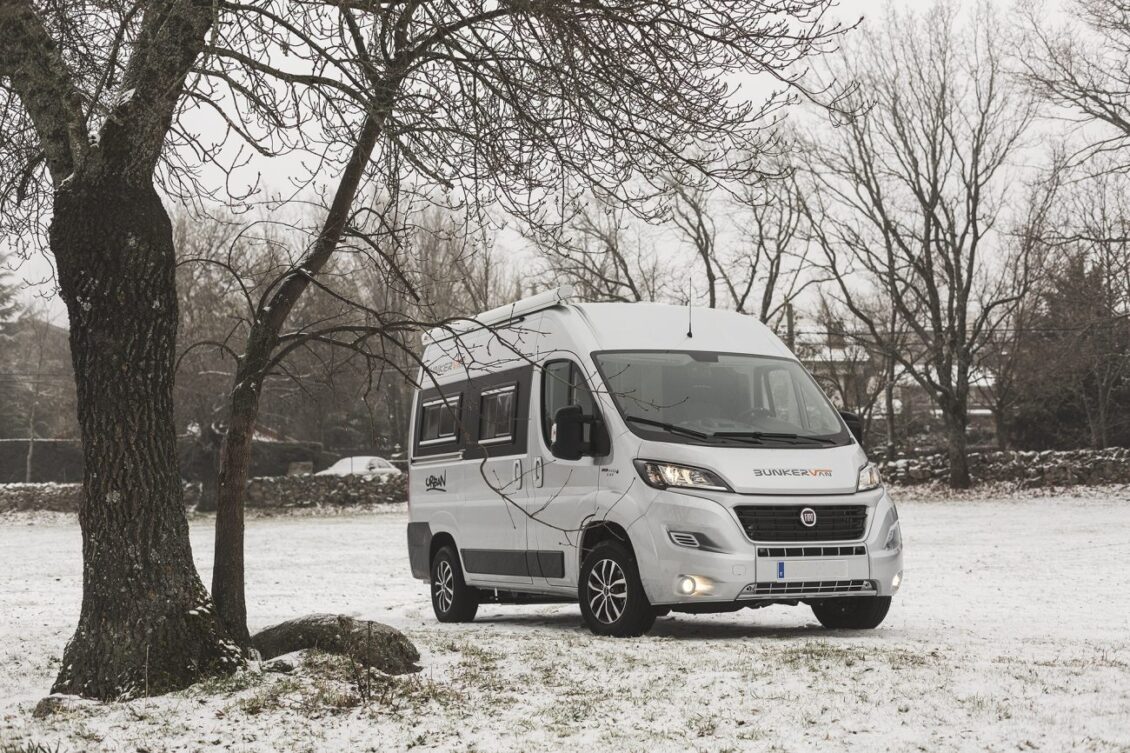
top-left (756, 545), bottom-right (866, 558)
top-left (741, 579), bottom-right (875, 598)
top-left (734, 504), bottom-right (868, 542)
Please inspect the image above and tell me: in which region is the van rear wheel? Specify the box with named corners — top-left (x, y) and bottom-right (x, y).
top-left (579, 541), bottom-right (655, 637)
top-left (431, 545), bottom-right (479, 623)
top-left (811, 596), bottom-right (891, 629)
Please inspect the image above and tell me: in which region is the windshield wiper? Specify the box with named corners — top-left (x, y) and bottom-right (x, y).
top-left (624, 416), bottom-right (768, 446)
top-left (623, 415), bottom-right (710, 440)
top-left (711, 431), bottom-right (837, 446)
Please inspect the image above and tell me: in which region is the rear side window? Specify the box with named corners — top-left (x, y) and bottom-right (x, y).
top-left (419, 396), bottom-right (461, 445)
top-left (479, 386), bottom-right (517, 443)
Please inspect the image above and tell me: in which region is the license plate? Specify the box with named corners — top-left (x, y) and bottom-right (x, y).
top-left (775, 559), bottom-right (849, 581)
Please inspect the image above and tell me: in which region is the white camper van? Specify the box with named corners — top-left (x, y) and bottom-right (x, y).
top-left (406, 287), bottom-right (903, 636)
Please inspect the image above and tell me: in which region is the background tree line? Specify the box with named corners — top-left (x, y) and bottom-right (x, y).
top-left (3, 0), bottom-right (1129, 485)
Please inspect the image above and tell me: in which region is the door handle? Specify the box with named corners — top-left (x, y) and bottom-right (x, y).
top-left (534, 456), bottom-right (544, 488)
top-left (513, 458), bottom-right (523, 490)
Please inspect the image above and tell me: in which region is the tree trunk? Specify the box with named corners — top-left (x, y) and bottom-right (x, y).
top-left (193, 422), bottom-right (223, 513)
top-left (994, 406), bottom-right (1011, 451)
top-left (24, 410), bottom-right (35, 483)
top-left (884, 379), bottom-right (897, 460)
top-left (212, 365), bottom-right (267, 648)
top-left (210, 112), bottom-right (385, 647)
top-left (940, 404), bottom-right (972, 489)
top-left (50, 176), bottom-right (241, 699)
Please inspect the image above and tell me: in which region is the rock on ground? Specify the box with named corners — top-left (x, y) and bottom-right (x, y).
top-left (250, 614), bottom-right (419, 675)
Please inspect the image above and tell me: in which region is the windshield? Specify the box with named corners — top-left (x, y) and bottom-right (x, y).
top-left (592, 350), bottom-right (851, 447)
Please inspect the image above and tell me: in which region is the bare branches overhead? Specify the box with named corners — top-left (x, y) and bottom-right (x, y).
top-left (1019, 0), bottom-right (1130, 168)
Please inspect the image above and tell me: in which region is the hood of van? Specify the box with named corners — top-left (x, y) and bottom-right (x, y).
top-left (633, 440), bottom-right (869, 496)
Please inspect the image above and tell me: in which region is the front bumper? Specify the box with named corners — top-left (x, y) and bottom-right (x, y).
top-left (630, 486), bottom-right (904, 606)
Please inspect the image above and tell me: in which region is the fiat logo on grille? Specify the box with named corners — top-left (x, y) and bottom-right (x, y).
top-left (800, 507), bottom-right (818, 527)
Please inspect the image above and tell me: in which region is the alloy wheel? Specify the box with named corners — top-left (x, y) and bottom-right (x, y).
top-left (587, 558), bottom-right (628, 624)
top-left (435, 559), bottom-right (454, 613)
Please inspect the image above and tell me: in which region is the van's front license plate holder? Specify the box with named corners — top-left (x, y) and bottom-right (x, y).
top-left (774, 558), bottom-right (850, 582)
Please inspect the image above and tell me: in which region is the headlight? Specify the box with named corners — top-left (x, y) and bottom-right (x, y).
top-left (884, 520), bottom-right (902, 551)
top-left (857, 462), bottom-right (882, 492)
top-left (634, 460), bottom-right (731, 492)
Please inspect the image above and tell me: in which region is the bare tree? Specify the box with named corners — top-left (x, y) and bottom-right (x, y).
top-left (1050, 170), bottom-right (1130, 447)
top-left (801, 293), bottom-right (911, 454)
top-left (1, 0), bottom-right (245, 697)
top-left (530, 200), bottom-right (670, 303)
top-left (801, 0), bottom-right (1047, 488)
top-left (198, 0), bottom-right (853, 644)
top-left (733, 156), bottom-right (820, 325)
top-left (1019, 0), bottom-right (1130, 168)
top-left (663, 148), bottom-right (816, 325)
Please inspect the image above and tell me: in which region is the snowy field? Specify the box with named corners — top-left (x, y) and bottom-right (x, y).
top-left (2, 489), bottom-right (1130, 752)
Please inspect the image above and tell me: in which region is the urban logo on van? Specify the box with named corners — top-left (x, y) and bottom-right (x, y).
top-left (752, 468), bottom-right (833, 478)
top-left (425, 471), bottom-right (447, 492)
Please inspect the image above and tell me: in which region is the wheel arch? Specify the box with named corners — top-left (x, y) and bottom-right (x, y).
top-left (579, 520), bottom-right (635, 571)
top-left (430, 530), bottom-right (458, 564)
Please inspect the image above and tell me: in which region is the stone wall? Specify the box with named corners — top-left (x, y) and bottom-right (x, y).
top-left (243, 473), bottom-right (407, 508)
top-left (878, 447), bottom-right (1130, 487)
top-left (0, 483), bottom-right (84, 513)
top-left (5, 449), bottom-right (1129, 512)
top-left (0, 473), bottom-right (408, 513)
top-left (0, 437), bottom-right (345, 484)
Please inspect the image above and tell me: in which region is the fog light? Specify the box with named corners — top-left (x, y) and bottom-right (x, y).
top-left (676, 576), bottom-right (696, 595)
top-left (892, 571), bottom-right (903, 592)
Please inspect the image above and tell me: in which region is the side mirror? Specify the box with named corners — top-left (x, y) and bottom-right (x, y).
top-left (839, 410), bottom-right (864, 444)
top-left (552, 404), bottom-right (585, 460)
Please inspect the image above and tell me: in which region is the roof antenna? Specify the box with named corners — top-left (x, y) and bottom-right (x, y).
top-left (686, 284), bottom-right (694, 339)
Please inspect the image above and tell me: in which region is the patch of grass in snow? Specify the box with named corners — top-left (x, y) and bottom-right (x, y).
top-left (236, 676), bottom-right (304, 715)
top-left (779, 642), bottom-right (862, 670)
top-left (230, 652), bottom-right (461, 718)
top-left (688, 714), bottom-right (717, 737)
top-left (956, 692), bottom-right (1016, 722)
top-left (446, 640), bottom-right (517, 696)
top-left (1, 742), bottom-right (67, 753)
top-left (189, 668), bottom-right (263, 697)
top-left (779, 642), bottom-right (940, 673)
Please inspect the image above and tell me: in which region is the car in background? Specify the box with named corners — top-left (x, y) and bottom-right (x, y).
top-left (316, 456), bottom-right (402, 479)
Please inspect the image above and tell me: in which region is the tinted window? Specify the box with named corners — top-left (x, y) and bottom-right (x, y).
top-left (419, 396), bottom-right (461, 444)
top-left (542, 360), bottom-right (597, 445)
top-left (479, 386), bottom-right (517, 442)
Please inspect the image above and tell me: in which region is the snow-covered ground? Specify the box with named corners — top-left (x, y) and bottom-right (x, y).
top-left (2, 489), bottom-right (1129, 752)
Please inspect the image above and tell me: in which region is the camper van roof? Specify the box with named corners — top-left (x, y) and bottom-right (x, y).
top-left (569, 301), bottom-right (794, 358)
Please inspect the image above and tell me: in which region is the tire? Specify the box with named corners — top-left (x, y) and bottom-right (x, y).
top-left (811, 596), bottom-right (891, 629)
top-left (579, 541), bottom-right (656, 637)
top-left (431, 545), bottom-right (479, 623)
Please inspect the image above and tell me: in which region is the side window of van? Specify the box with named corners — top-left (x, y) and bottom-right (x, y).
top-left (479, 385), bottom-right (517, 444)
top-left (419, 395), bottom-right (461, 445)
top-left (542, 360), bottom-right (596, 446)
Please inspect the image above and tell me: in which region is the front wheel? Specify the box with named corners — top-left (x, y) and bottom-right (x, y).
top-left (811, 596), bottom-right (891, 629)
top-left (430, 545), bottom-right (479, 623)
top-left (579, 541), bottom-right (655, 637)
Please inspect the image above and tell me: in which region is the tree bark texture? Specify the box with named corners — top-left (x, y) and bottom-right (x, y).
top-left (212, 358), bottom-right (268, 648)
top-left (50, 176), bottom-right (241, 699)
top-left (940, 403), bottom-right (972, 490)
